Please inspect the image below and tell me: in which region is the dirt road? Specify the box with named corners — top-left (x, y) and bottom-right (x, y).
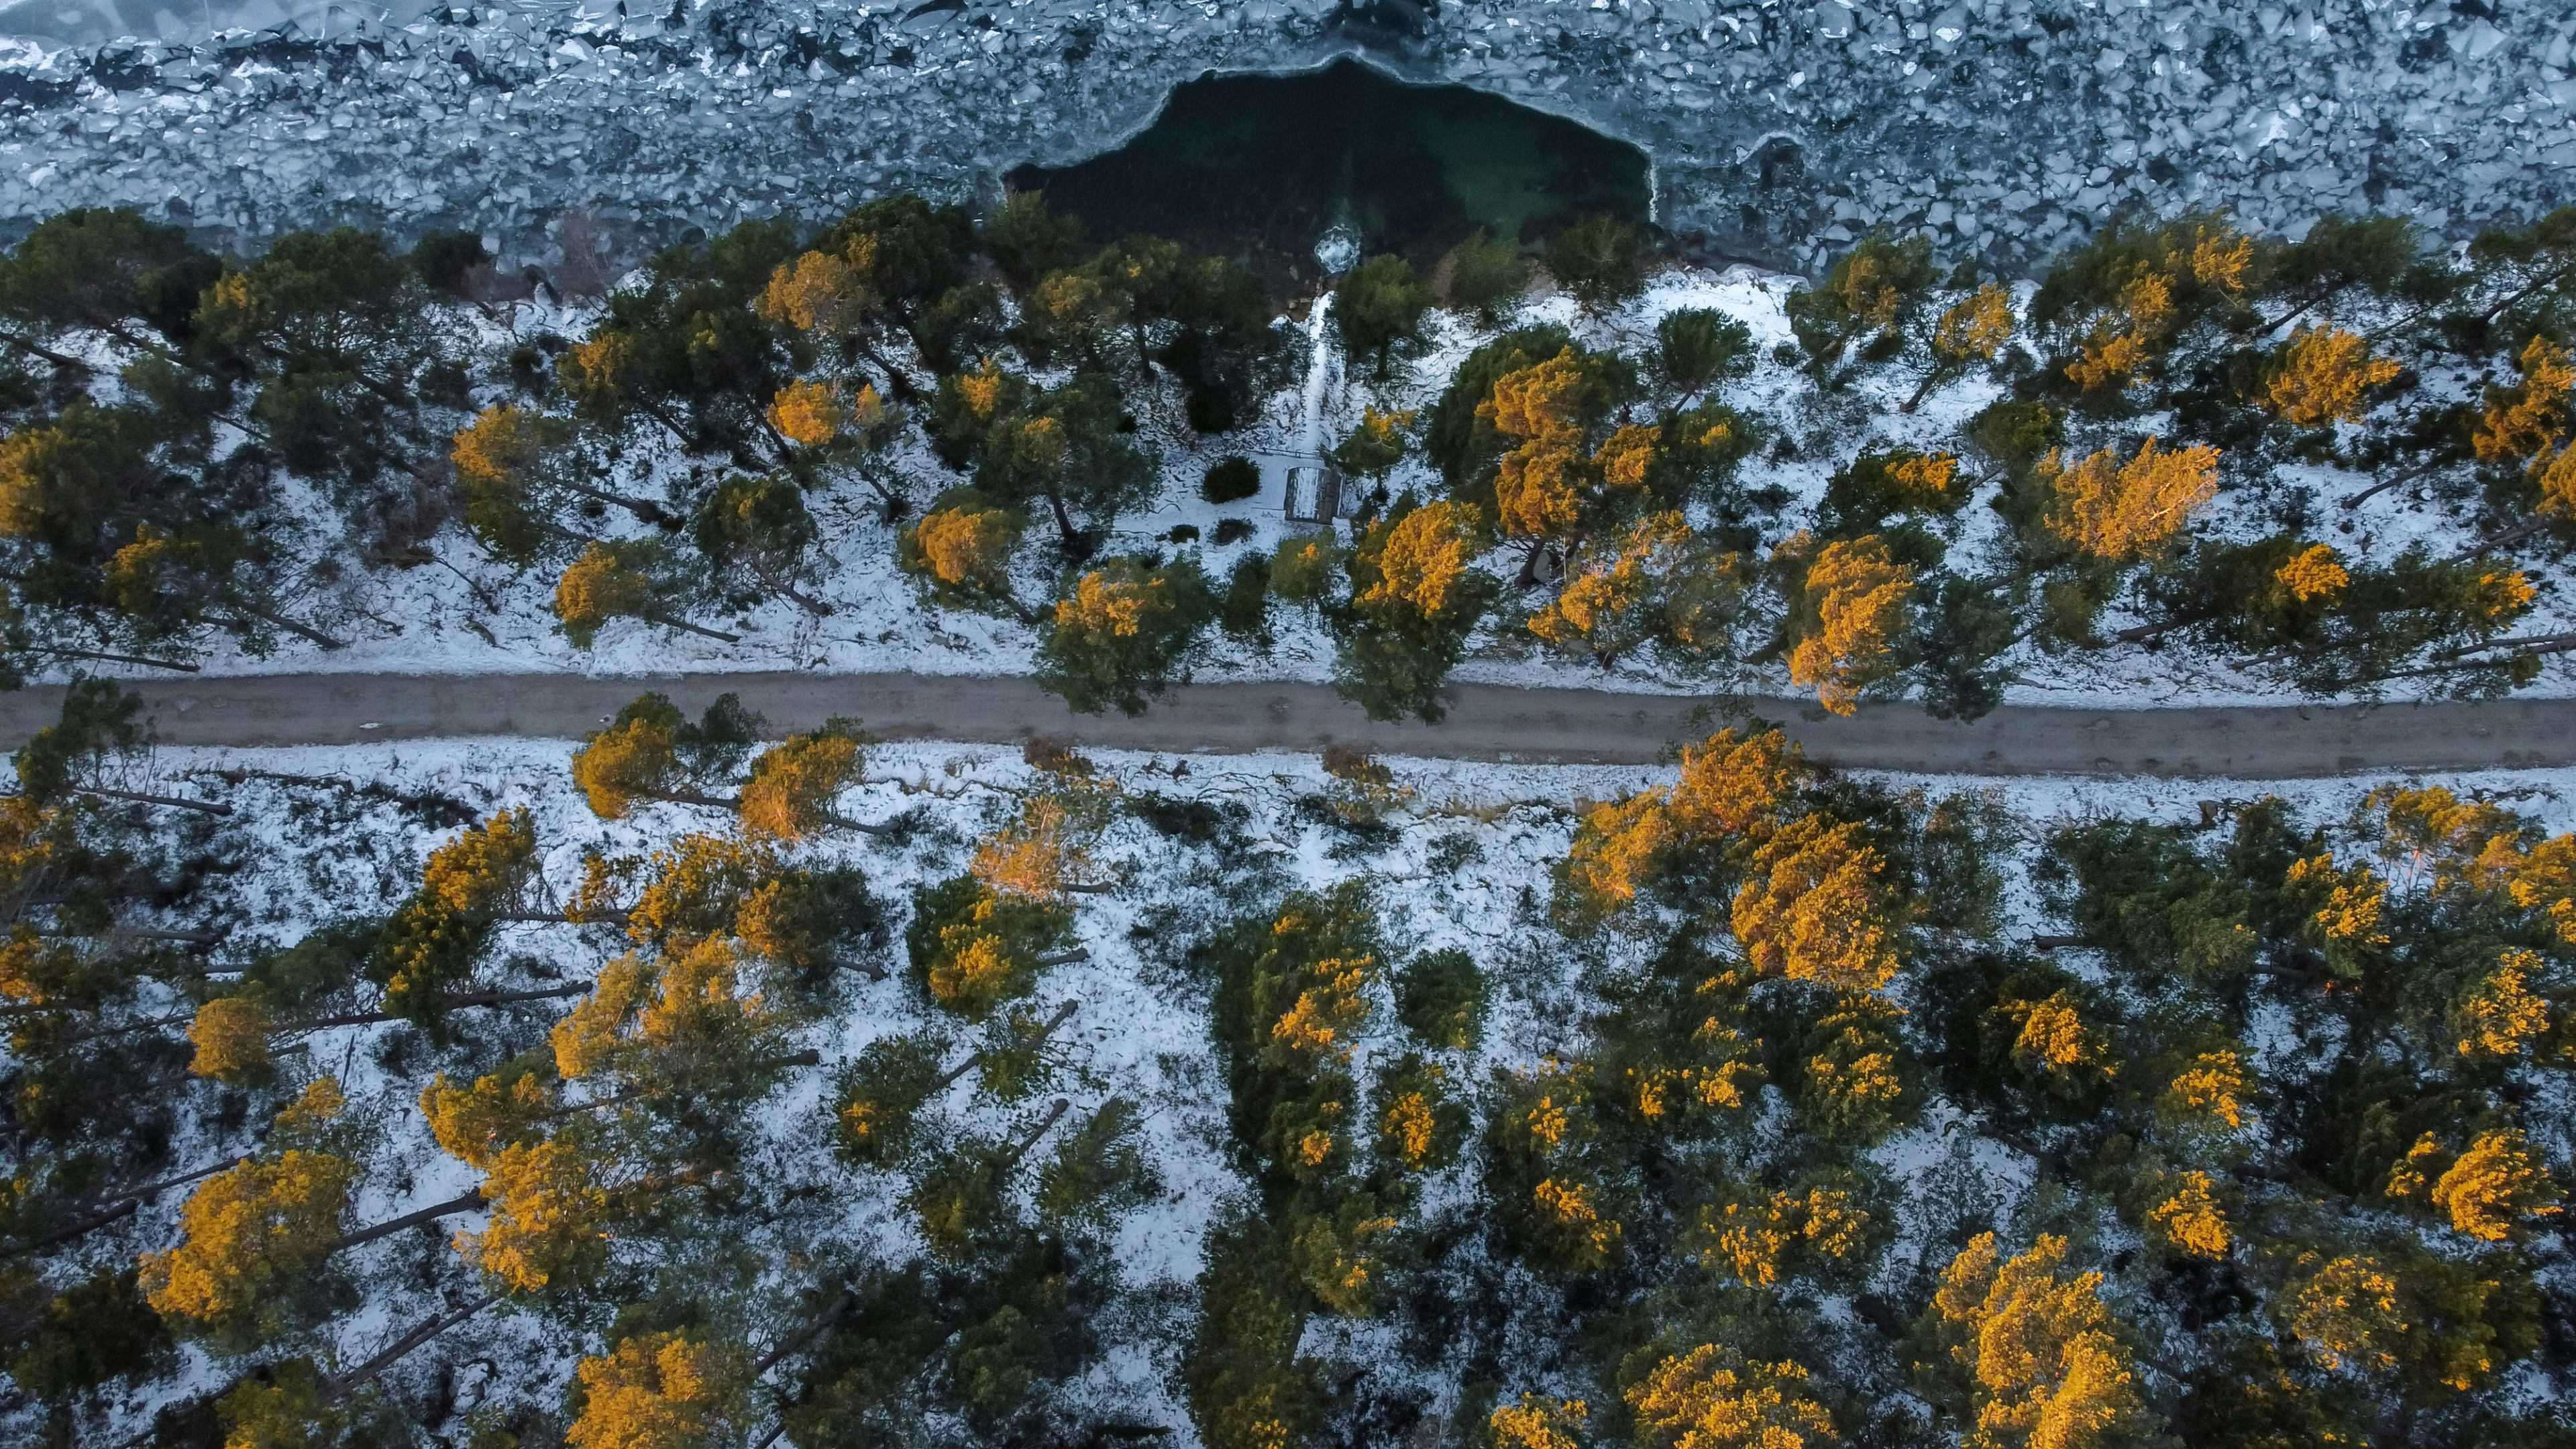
top-left (0, 672), bottom-right (2567, 778)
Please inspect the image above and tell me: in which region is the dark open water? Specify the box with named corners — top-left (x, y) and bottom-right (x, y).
top-left (1006, 58), bottom-right (1652, 288)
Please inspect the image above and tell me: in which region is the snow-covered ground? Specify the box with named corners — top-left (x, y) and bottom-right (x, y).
top-left (68, 260), bottom-right (2576, 715)
top-left (54, 729), bottom-right (2576, 1436)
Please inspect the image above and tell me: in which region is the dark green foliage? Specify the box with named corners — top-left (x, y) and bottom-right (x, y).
top-left (571, 215), bottom-right (801, 449)
top-left (2140, 538), bottom-right (2536, 696)
top-left (969, 369), bottom-right (1162, 557)
top-left (1820, 448), bottom-right (1973, 535)
top-left (1442, 227), bottom-right (1530, 321)
top-left (0, 207), bottom-right (219, 347)
top-left (691, 473), bottom-right (823, 610)
top-left (1163, 253), bottom-right (1284, 433)
top-left (1395, 948), bottom-right (1485, 1050)
top-left (1186, 1216), bottom-right (1325, 1449)
top-left (6, 1267), bottom-right (173, 1403)
top-left (904, 873), bottom-right (1075, 1013)
top-left (1544, 215), bottom-right (1644, 313)
top-left (1787, 230), bottom-right (1938, 370)
top-left (1334, 254), bottom-right (1434, 377)
top-left (14, 676), bottom-right (146, 805)
top-left (2269, 214), bottom-right (2420, 306)
top-left (2045, 819), bottom-right (2258, 981)
top-left (1201, 455), bottom-right (1261, 504)
top-left (1220, 551), bottom-right (1272, 648)
top-left (982, 191), bottom-right (1089, 290)
top-left (812, 195), bottom-right (974, 319)
top-left (1034, 1097), bottom-right (1159, 1227)
top-left (1652, 307), bottom-right (1755, 398)
top-left (407, 229), bottom-right (492, 295)
top-left (910, 281), bottom-right (1009, 375)
top-left (830, 1030), bottom-right (949, 1169)
top-left (1909, 573), bottom-right (2022, 722)
top-left (1327, 496), bottom-right (1499, 723)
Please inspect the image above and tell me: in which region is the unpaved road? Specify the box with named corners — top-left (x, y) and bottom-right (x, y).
top-left (0, 672), bottom-right (2569, 778)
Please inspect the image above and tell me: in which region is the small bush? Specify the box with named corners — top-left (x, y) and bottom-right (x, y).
top-left (1220, 553), bottom-right (1272, 647)
top-left (1397, 949), bottom-right (1486, 1050)
top-left (1444, 227), bottom-right (1531, 321)
top-left (1213, 518), bottom-right (1256, 546)
top-left (1168, 525), bottom-right (1201, 544)
top-left (1201, 456), bottom-right (1261, 504)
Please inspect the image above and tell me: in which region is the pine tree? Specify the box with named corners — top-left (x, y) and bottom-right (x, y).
top-left (1330, 498), bottom-right (1499, 722)
top-left (908, 873), bottom-right (1075, 1020)
top-left (568, 693), bottom-right (762, 820)
top-left (1527, 511), bottom-right (1748, 671)
top-left (1625, 1347), bottom-right (1837, 1449)
top-left (1788, 230), bottom-right (1937, 372)
top-left (1443, 227), bottom-right (1532, 323)
top-left (738, 720), bottom-right (870, 843)
top-left (1544, 216), bottom-right (1643, 315)
top-left (1334, 254), bottom-right (1434, 378)
top-left (1779, 533), bottom-right (1915, 715)
top-left (566, 1332), bottom-right (749, 1449)
top-left (898, 488), bottom-right (1034, 621)
top-left (2262, 325), bottom-right (2400, 428)
top-left (1652, 307), bottom-right (1755, 400)
top-left (1487, 1393), bottom-right (1586, 1449)
top-left (1906, 281), bottom-right (2015, 411)
top-left (1923, 1232), bottom-right (2155, 1449)
top-left (1034, 555), bottom-right (1216, 715)
top-left (2037, 437), bottom-right (2221, 562)
top-left (1328, 406), bottom-right (1415, 483)
top-left (451, 405), bottom-right (665, 564)
top-left (692, 472), bottom-right (832, 616)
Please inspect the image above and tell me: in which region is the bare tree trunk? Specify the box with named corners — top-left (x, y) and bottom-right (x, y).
top-left (30, 646), bottom-right (199, 673)
top-left (639, 609), bottom-right (742, 644)
top-left (934, 1000), bottom-right (1079, 1093)
top-left (77, 785), bottom-right (232, 816)
top-left (640, 786), bottom-right (742, 810)
top-left (568, 480), bottom-right (673, 526)
top-left (777, 582), bottom-right (835, 619)
top-left (4, 1155), bottom-right (245, 1256)
top-left (324, 1293), bottom-right (498, 1402)
top-left (0, 329), bottom-right (89, 371)
top-left (326, 1189), bottom-right (485, 1254)
top-left (300, 981), bottom-right (594, 1030)
top-left (828, 955), bottom-right (890, 982)
top-left (1002, 1097), bottom-right (1073, 1169)
top-left (2340, 459), bottom-right (2444, 511)
top-left (36, 924), bottom-right (224, 945)
top-left (751, 1291), bottom-right (857, 1376)
top-left (226, 600), bottom-right (350, 651)
top-left (2463, 513), bottom-right (2559, 557)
